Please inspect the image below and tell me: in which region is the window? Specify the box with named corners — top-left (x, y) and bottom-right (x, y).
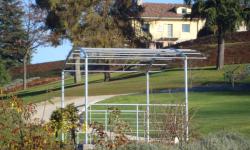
top-left (142, 24), bottom-right (150, 32)
top-left (167, 24), bottom-right (173, 38)
top-left (182, 24), bottom-right (190, 32)
top-left (182, 8), bottom-right (187, 14)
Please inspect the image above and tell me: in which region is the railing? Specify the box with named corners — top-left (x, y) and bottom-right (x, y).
top-left (77, 103), bottom-right (186, 144)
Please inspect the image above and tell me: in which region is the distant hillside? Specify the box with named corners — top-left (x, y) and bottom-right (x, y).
top-left (9, 31), bottom-right (250, 79)
top-left (179, 31), bottom-right (250, 46)
top-left (10, 60), bottom-right (64, 79)
top-left (175, 31), bottom-right (250, 66)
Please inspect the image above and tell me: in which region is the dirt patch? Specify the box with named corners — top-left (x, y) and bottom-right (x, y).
top-left (178, 31), bottom-right (250, 46)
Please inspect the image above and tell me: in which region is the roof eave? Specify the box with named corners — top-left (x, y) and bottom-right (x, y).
top-left (129, 16), bottom-right (201, 20)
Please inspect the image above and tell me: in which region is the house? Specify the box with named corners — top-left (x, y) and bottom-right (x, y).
top-left (134, 3), bottom-right (205, 48)
top-left (135, 2), bottom-right (247, 48)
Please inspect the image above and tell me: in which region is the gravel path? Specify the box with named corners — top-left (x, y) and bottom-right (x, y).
top-left (32, 95), bottom-right (118, 122)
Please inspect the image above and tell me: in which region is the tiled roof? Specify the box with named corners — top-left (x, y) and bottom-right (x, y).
top-left (141, 3), bottom-right (187, 18)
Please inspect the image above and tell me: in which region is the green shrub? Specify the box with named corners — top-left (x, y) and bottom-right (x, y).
top-left (0, 96), bottom-right (64, 149)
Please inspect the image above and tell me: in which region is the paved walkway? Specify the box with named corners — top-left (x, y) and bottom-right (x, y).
top-left (32, 95), bottom-right (118, 121)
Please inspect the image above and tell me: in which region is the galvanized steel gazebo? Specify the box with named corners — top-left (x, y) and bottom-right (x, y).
top-left (61, 47), bottom-right (205, 143)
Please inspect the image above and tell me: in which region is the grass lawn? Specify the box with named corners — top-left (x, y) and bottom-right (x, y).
top-left (5, 64), bottom-right (249, 141)
top-left (98, 91), bottom-right (250, 138)
top-left (12, 64), bottom-right (250, 103)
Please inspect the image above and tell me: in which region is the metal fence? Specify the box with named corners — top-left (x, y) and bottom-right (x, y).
top-left (77, 103), bottom-right (186, 144)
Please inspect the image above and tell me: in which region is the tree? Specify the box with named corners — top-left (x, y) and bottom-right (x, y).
top-left (184, 0), bottom-right (193, 5)
top-left (189, 0), bottom-right (249, 70)
top-left (75, 0), bottom-right (126, 81)
top-left (36, 0), bottom-right (97, 83)
top-left (0, 61), bottom-right (10, 86)
top-left (241, 0), bottom-right (250, 29)
top-left (21, 0), bottom-right (49, 89)
top-left (111, 0), bottom-right (146, 47)
top-left (36, 0), bottom-right (146, 82)
top-left (0, 0), bottom-right (26, 68)
top-left (241, 0), bottom-right (250, 6)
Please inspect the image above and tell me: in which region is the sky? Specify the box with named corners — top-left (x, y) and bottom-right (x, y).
top-left (32, 0), bottom-right (183, 64)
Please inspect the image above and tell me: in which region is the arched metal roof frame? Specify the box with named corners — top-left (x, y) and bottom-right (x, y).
top-left (63, 47), bottom-right (206, 73)
top-left (61, 47), bottom-right (206, 144)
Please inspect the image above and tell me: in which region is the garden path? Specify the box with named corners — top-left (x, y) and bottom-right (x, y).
top-left (32, 95), bottom-right (118, 122)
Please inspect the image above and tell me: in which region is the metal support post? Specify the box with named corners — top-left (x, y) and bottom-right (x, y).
top-left (89, 105), bottom-right (92, 143)
top-left (76, 132), bottom-right (79, 145)
top-left (61, 71), bottom-right (65, 142)
top-left (89, 106), bottom-right (92, 123)
top-left (85, 57), bottom-right (89, 144)
top-left (184, 57), bottom-right (189, 141)
top-left (143, 112), bottom-right (146, 139)
top-left (136, 105), bottom-right (139, 141)
top-left (146, 72), bottom-right (150, 142)
top-left (105, 110), bottom-right (108, 131)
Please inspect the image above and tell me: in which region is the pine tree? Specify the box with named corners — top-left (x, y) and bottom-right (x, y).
top-left (0, 0), bottom-right (26, 68)
top-left (189, 0), bottom-right (249, 69)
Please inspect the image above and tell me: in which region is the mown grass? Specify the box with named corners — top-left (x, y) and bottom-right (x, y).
top-left (13, 64), bottom-right (250, 103)
top-left (98, 91), bottom-right (250, 137)
top-left (6, 64), bottom-right (249, 141)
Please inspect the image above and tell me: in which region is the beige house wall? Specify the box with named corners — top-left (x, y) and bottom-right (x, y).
top-left (146, 18), bottom-right (205, 43)
top-left (132, 16), bottom-right (246, 48)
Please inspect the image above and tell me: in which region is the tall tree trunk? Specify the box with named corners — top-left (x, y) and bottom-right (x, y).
top-left (216, 28), bottom-right (225, 70)
top-left (23, 53), bottom-right (28, 90)
top-left (74, 52), bottom-right (81, 83)
top-left (104, 67), bottom-right (111, 82)
top-left (71, 128), bottom-right (76, 146)
top-left (104, 60), bottom-right (111, 82)
top-left (104, 72), bottom-right (111, 82)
